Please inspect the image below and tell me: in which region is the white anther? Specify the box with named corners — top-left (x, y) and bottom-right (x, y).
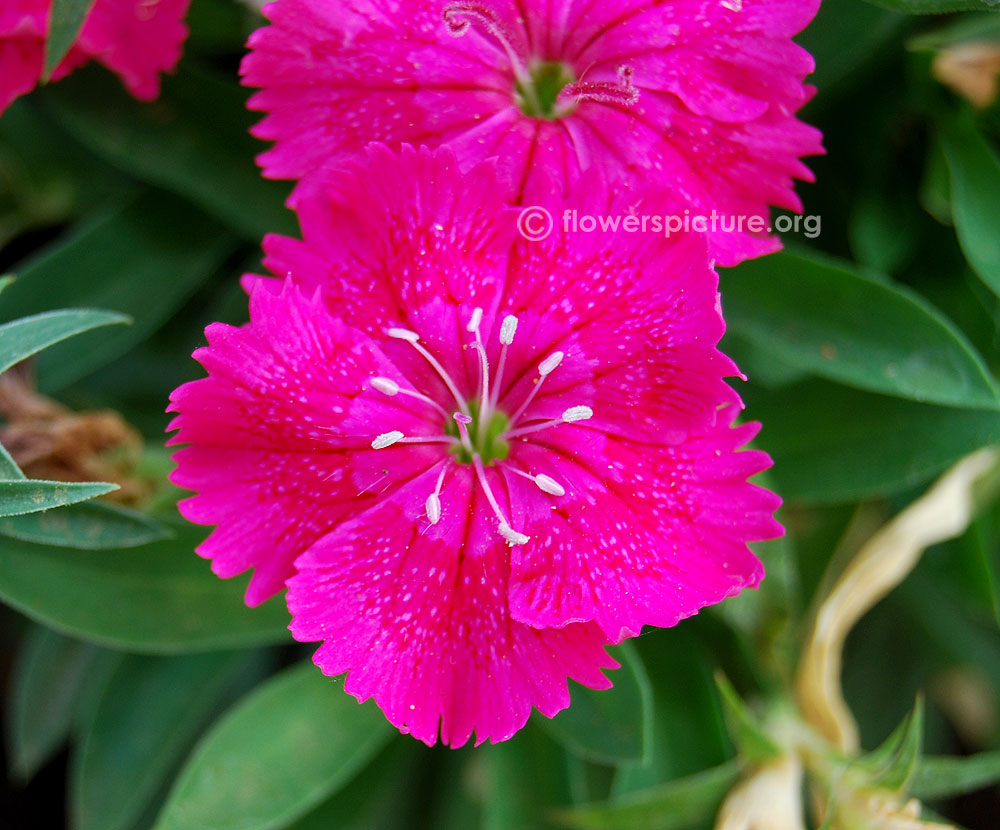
top-left (371, 430), bottom-right (404, 449)
top-left (534, 474), bottom-right (566, 496)
top-left (386, 327), bottom-right (420, 343)
top-left (426, 493), bottom-right (442, 525)
top-left (562, 405), bottom-right (593, 422)
top-left (538, 351), bottom-right (564, 376)
top-left (499, 524), bottom-right (531, 546)
top-left (466, 307), bottom-right (483, 333)
top-left (370, 377), bottom-right (399, 396)
top-left (499, 315), bottom-right (518, 345)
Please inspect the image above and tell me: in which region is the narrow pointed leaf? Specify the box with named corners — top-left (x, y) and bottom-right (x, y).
top-left (911, 751), bottom-right (1000, 800)
top-left (153, 662), bottom-right (394, 830)
top-left (0, 480), bottom-right (117, 518)
top-left (553, 761), bottom-right (740, 830)
top-left (0, 308), bottom-right (129, 376)
top-left (0, 441), bottom-right (25, 480)
top-left (714, 674), bottom-right (781, 764)
top-left (44, 0), bottom-right (98, 77)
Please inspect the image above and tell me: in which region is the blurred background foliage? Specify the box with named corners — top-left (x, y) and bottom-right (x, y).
top-left (3, 0), bottom-right (1000, 828)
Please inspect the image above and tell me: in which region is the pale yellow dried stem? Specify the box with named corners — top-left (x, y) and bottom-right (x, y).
top-left (795, 448), bottom-right (1000, 753)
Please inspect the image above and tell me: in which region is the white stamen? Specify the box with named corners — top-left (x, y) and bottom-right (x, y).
top-left (386, 327), bottom-right (420, 343)
top-left (499, 524), bottom-right (530, 546)
top-left (466, 307), bottom-right (483, 333)
top-left (562, 405), bottom-right (593, 422)
top-left (372, 430), bottom-right (404, 449)
top-left (538, 351), bottom-right (564, 376)
top-left (426, 493), bottom-right (442, 524)
top-left (499, 315), bottom-right (518, 345)
top-left (370, 377), bottom-right (399, 396)
top-left (534, 474), bottom-right (566, 496)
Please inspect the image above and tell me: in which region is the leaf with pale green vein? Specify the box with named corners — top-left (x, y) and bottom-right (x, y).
top-left (153, 662), bottom-right (394, 830)
top-left (911, 751), bottom-right (1000, 799)
top-left (722, 252), bottom-right (1000, 409)
top-left (0, 519), bottom-right (291, 652)
top-left (44, 0), bottom-right (98, 76)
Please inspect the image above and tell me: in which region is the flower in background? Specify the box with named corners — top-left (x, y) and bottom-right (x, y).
top-left (168, 145), bottom-right (781, 745)
top-left (241, 0), bottom-right (823, 265)
top-left (0, 0), bottom-right (190, 115)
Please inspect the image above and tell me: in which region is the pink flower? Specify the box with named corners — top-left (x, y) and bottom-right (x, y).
top-left (240, 0), bottom-right (823, 265)
top-left (168, 145), bottom-right (782, 746)
top-left (0, 0), bottom-right (189, 115)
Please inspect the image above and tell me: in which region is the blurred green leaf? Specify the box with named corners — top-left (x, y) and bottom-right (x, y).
top-left (0, 519), bottom-right (291, 651)
top-left (485, 726), bottom-right (573, 830)
top-left (5, 626), bottom-right (102, 779)
top-left (153, 661), bottom-right (394, 830)
top-left (2, 191), bottom-right (236, 391)
top-left (747, 380), bottom-right (1000, 503)
top-left (0, 441), bottom-right (25, 479)
top-left (539, 641), bottom-right (652, 766)
top-left (553, 761), bottom-right (740, 830)
top-left (73, 650), bottom-right (262, 830)
top-left (44, 0), bottom-right (97, 77)
top-left (0, 307), bottom-right (129, 376)
top-left (911, 750), bottom-right (1000, 799)
top-left (0, 501), bottom-right (171, 549)
top-left (40, 65), bottom-right (296, 241)
top-left (714, 674), bottom-right (781, 764)
top-left (0, 480), bottom-right (117, 517)
top-left (858, 696), bottom-right (923, 791)
top-left (865, 0), bottom-right (1000, 12)
top-left (723, 252), bottom-right (1000, 408)
top-left (941, 113), bottom-right (1000, 297)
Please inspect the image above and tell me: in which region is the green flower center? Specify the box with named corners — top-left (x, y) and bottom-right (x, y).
top-left (447, 403), bottom-right (511, 465)
top-left (516, 61), bottom-right (575, 120)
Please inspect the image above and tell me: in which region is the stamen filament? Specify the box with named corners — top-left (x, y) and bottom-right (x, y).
top-left (504, 405), bottom-right (593, 439)
top-left (490, 314), bottom-right (518, 409)
top-left (387, 327), bottom-right (470, 416)
top-left (443, 2), bottom-right (534, 91)
top-left (504, 465), bottom-right (566, 496)
top-left (508, 350), bottom-right (564, 425)
top-left (426, 464), bottom-right (448, 525)
top-left (472, 454), bottom-right (529, 545)
top-left (371, 376), bottom-right (452, 420)
top-left (557, 65), bottom-right (639, 111)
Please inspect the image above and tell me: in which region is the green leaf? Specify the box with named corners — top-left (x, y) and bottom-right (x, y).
top-left (0, 441), bottom-right (25, 480)
top-left (0, 501), bottom-right (171, 549)
top-left (714, 674), bottom-right (781, 764)
top-left (153, 662), bottom-right (394, 830)
top-left (5, 626), bottom-right (102, 779)
top-left (722, 252), bottom-right (1000, 409)
top-left (0, 519), bottom-right (291, 652)
top-left (44, 0), bottom-right (97, 77)
top-left (0, 307), bottom-right (129, 376)
top-left (865, 0), bottom-right (1000, 12)
top-left (1, 191), bottom-right (236, 391)
top-left (858, 696), bottom-right (924, 792)
top-left (911, 751), bottom-right (1000, 799)
top-left (539, 641), bottom-right (653, 765)
top-left (0, 480), bottom-right (117, 517)
top-left (552, 761), bottom-right (740, 830)
top-left (746, 380), bottom-right (1000, 503)
top-left (39, 65), bottom-right (296, 241)
top-left (72, 651), bottom-right (262, 830)
top-left (485, 727), bottom-right (573, 830)
top-left (941, 114), bottom-right (1000, 297)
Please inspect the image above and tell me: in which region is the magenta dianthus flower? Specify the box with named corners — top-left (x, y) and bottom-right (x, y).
top-left (0, 0), bottom-right (189, 115)
top-left (168, 146), bottom-right (781, 746)
top-left (241, 0), bottom-right (823, 265)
